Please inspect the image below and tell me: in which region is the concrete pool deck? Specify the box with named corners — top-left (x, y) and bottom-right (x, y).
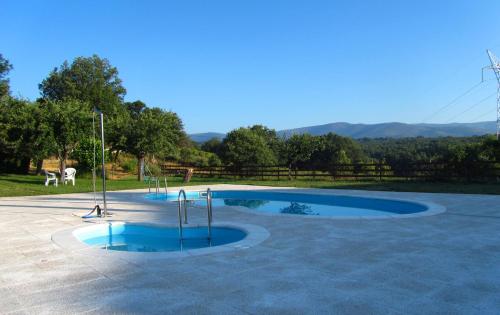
top-left (1, 184), bottom-right (499, 314)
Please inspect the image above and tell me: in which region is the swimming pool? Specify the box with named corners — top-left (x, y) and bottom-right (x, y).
top-left (73, 222), bottom-right (247, 252)
top-left (145, 190), bottom-right (442, 218)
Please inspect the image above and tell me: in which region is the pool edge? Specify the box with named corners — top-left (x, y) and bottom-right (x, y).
top-left (51, 221), bottom-right (270, 261)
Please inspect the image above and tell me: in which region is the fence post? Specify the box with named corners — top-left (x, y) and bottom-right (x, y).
top-left (277, 168), bottom-right (280, 181)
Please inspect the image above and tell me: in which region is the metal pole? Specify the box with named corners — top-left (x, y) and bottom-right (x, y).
top-left (177, 189), bottom-right (186, 239)
top-left (497, 85), bottom-right (500, 140)
top-left (99, 112), bottom-right (107, 217)
top-left (486, 50), bottom-right (500, 140)
top-left (206, 188), bottom-right (212, 239)
top-left (92, 111), bottom-right (97, 206)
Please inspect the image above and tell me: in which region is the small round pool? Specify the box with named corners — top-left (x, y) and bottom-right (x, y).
top-left (145, 190), bottom-right (443, 218)
top-left (73, 222), bottom-right (247, 252)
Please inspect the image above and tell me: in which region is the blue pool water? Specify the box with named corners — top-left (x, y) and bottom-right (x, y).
top-left (73, 222), bottom-right (246, 252)
top-left (146, 190), bottom-right (428, 217)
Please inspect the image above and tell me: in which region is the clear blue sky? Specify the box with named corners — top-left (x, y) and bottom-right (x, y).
top-left (2, 0), bottom-right (500, 133)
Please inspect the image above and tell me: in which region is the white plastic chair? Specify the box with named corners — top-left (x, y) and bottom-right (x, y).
top-left (44, 170), bottom-right (58, 186)
top-left (64, 168), bottom-right (76, 186)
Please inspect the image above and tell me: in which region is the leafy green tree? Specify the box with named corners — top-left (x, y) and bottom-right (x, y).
top-left (221, 127), bottom-right (277, 169)
top-left (38, 55), bottom-right (126, 114)
top-left (281, 134), bottom-right (320, 179)
top-left (70, 137), bottom-right (109, 171)
top-left (125, 100), bottom-right (146, 119)
top-left (42, 99), bottom-right (92, 181)
top-left (0, 97), bottom-right (53, 173)
top-left (249, 125), bottom-right (281, 160)
top-left (479, 136), bottom-right (500, 161)
top-left (106, 104), bottom-right (132, 163)
top-left (125, 107), bottom-right (184, 181)
top-left (311, 133), bottom-right (365, 177)
top-left (201, 137), bottom-right (223, 157)
top-left (38, 55), bottom-right (129, 166)
top-left (107, 100), bottom-right (149, 165)
top-left (0, 54), bottom-right (13, 98)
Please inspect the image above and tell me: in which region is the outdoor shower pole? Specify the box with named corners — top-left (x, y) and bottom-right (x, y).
top-left (99, 112), bottom-right (107, 217)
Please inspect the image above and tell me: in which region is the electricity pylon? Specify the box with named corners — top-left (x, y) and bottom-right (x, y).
top-left (484, 50), bottom-right (500, 139)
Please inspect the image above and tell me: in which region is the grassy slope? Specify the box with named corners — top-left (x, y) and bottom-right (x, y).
top-left (0, 174), bottom-right (498, 197)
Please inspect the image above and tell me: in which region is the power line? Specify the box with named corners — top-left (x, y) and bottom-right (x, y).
top-left (421, 80), bottom-right (485, 123)
top-left (445, 92), bottom-right (496, 123)
top-left (469, 108), bottom-right (495, 122)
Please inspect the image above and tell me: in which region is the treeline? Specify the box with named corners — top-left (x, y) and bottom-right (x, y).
top-left (0, 53), bottom-right (215, 180)
top-left (196, 126), bottom-right (499, 179)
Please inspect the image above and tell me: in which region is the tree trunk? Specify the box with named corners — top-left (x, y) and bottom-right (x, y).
top-left (288, 163), bottom-right (292, 181)
top-left (20, 158), bottom-right (31, 174)
top-left (137, 155), bottom-right (145, 181)
top-left (60, 151), bottom-right (67, 183)
top-left (35, 159), bottom-right (44, 175)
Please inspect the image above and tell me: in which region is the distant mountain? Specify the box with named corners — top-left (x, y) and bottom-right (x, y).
top-left (189, 132), bottom-right (225, 143)
top-left (189, 121), bottom-right (496, 142)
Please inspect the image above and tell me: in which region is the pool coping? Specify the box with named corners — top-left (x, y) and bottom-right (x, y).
top-left (138, 188), bottom-right (447, 220)
top-left (51, 221), bottom-right (270, 261)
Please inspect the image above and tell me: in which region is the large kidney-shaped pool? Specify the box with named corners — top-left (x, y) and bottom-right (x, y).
top-left (145, 190), bottom-right (443, 218)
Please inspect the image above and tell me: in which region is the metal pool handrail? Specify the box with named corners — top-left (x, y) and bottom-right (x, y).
top-left (177, 188), bottom-right (213, 240)
top-left (206, 188), bottom-right (213, 239)
top-left (177, 189), bottom-right (187, 239)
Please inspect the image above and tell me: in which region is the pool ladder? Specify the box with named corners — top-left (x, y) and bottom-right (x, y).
top-left (177, 188), bottom-right (213, 240)
top-left (148, 176), bottom-right (168, 196)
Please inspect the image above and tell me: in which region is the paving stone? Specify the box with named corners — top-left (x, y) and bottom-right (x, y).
top-left (0, 186), bottom-right (499, 313)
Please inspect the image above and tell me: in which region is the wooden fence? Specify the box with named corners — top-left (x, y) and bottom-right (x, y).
top-left (161, 162), bottom-right (500, 182)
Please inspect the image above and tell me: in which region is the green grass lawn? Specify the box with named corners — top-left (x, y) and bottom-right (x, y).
top-left (227, 179), bottom-right (500, 195)
top-left (0, 174), bottom-right (498, 197)
top-left (0, 174), bottom-right (222, 197)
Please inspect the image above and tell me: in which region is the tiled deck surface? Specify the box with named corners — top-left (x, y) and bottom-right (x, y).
top-left (1, 184), bottom-right (499, 314)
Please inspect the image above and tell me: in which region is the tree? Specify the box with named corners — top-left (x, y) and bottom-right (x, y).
top-left (479, 136), bottom-right (500, 162)
top-left (311, 133), bottom-right (365, 177)
top-left (42, 99), bottom-right (91, 181)
top-left (125, 100), bottom-right (146, 119)
top-left (39, 55), bottom-right (129, 172)
top-left (281, 134), bottom-right (320, 179)
top-left (249, 125), bottom-right (281, 160)
top-left (0, 97), bottom-right (53, 174)
top-left (125, 106), bottom-right (184, 181)
top-left (106, 103), bottom-right (132, 164)
top-left (201, 137), bottom-right (223, 156)
top-left (221, 127), bottom-right (277, 169)
top-left (0, 54), bottom-right (13, 98)
top-left (38, 55), bottom-right (126, 114)
top-left (71, 137), bottom-right (109, 171)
